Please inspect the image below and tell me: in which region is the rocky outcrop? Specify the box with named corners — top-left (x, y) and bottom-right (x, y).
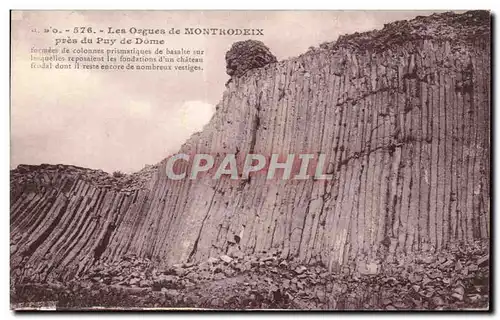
top-left (11, 164), bottom-right (156, 195)
top-left (319, 10), bottom-right (490, 53)
top-left (225, 39), bottom-right (277, 77)
top-left (11, 10), bottom-right (490, 294)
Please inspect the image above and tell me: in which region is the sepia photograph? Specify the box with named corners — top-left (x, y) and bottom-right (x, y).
top-left (9, 9), bottom-right (491, 311)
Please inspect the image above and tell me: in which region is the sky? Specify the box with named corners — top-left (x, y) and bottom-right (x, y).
top-left (11, 10), bottom-right (442, 173)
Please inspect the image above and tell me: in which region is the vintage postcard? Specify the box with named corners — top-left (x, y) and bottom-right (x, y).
top-left (10, 10), bottom-right (491, 310)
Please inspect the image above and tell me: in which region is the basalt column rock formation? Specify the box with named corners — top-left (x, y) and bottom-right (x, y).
top-left (11, 11), bottom-right (490, 283)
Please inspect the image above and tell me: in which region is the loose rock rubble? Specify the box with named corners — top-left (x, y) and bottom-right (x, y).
top-left (11, 240), bottom-right (489, 310)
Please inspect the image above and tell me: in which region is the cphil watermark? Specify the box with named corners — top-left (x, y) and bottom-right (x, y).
top-left (165, 153), bottom-right (333, 180)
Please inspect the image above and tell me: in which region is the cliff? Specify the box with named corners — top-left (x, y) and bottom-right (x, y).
top-left (11, 10), bottom-right (490, 286)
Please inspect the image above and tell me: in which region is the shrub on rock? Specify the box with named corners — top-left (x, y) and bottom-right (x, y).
top-left (225, 39), bottom-right (277, 77)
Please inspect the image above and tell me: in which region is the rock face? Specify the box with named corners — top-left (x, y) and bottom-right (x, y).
top-left (11, 11), bottom-right (490, 284)
top-left (225, 39), bottom-right (277, 77)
